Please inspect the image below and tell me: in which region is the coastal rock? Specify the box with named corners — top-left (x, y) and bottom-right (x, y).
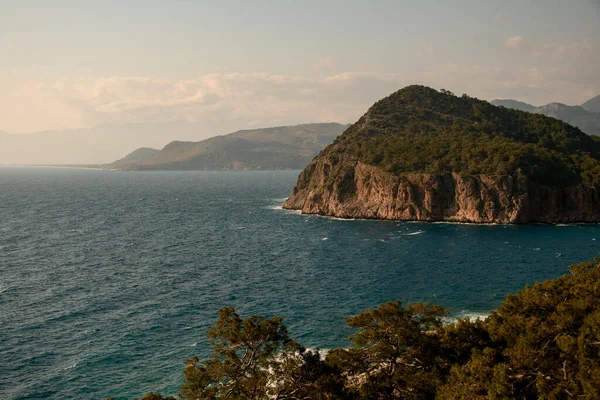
top-left (284, 86), bottom-right (600, 224)
top-left (283, 156), bottom-right (600, 224)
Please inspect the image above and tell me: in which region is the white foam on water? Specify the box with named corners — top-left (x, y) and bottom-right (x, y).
top-left (306, 347), bottom-right (333, 357)
top-left (268, 204), bottom-right (302, 214)
top-left (444, 311), bottom-right (490, 324)
top-left (64, 363), bottom-right (77, 371)
top-left (400, 230), bottom-right (425, 236)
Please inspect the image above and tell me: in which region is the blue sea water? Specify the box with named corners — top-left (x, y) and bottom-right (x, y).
top-left (0, 167), bottom-right (598, 399)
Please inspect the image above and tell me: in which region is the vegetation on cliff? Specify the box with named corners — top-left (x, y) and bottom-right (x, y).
top-left (119, 260), bottom-right (600, 399)
top-left (326, 86), bottom-right (600, 187)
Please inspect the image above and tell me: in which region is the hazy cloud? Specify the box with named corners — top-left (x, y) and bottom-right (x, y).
top-left (505, 35), bottom-right (525, 49)
top-left (420, 45), bottom-right (436, 55)
top-left (313, 56), bottom-right (336, 70)
top-left (532, 39), bottom-right (593, 60)
top-left (1, 59), bottom-right (599, 135)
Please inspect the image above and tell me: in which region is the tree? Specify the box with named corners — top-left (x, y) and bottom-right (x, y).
top-left (438, 260), bottom-right (600, 399)
top-left (269, 343), bottom-right (349, 399)
top-left (113, 260), bottom-right (600, 400)
top-left (326, 301), bottom-right (448, 399)
top-left (180, 306), bottom-right (291, 399)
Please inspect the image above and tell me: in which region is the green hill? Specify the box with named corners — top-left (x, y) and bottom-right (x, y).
top-left (332, 86), bottom-right (600, 187)
top-left (110, 147), bottom-right (159, 168)
top-left (284, 86), bottom-right (600, 223)
top-left (490, 99), bottom-right (536, 112)
top-left (109, 123), bottom-right (348, 171)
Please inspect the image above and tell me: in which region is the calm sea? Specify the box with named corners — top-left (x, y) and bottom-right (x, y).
top-left (1, 167), bottom-right (598, 399)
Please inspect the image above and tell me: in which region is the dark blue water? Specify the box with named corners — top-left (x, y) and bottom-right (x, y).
top-left (0, 167), bottom-right (598, 399)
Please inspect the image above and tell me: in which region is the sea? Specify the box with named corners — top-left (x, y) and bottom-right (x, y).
top-left (0, 167), bottom-right (598, 399)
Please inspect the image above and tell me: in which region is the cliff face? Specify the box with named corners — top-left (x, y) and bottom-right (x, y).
top-left (283, 156), bottom-right (600, 224)
top-left (283, 86), bottom-right (600, 224)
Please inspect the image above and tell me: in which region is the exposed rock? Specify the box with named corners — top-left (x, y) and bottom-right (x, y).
top-left (284, 157), bottom-right (600, 223)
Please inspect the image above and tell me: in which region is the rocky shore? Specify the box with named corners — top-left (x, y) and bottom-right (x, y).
top-left (283, 156), bottom-right (600, 224)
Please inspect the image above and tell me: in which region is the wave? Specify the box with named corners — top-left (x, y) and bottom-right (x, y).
top-left (64, 363), bottom-right (77, 371)
top-left (399, 230), bottom-right (425, 236)
top-left (444, 310), bottom-right (490, 324)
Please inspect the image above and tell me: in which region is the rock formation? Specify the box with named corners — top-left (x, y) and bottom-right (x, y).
top-left (284, 86), bottom-right (600, 223)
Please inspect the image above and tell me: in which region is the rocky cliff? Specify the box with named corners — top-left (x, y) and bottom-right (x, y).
top-left (283, 86), bottom-right (600, 224)
top-left (283, 156), bottom-right (600, 223)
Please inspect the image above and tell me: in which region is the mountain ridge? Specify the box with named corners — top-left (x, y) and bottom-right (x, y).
top-left (582, 94), bottom-right (600, 113)
top-left (109, 123), bottom-right (349, 171)
top-left (492, 97), bottom-right (600, 136)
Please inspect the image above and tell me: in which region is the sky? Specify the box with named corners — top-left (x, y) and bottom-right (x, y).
top-left (1, 0), bottom-right (599, 137)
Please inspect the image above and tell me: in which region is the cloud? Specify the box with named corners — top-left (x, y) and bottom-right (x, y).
top-left (0, 72), bottom-right (406, 133)
top-left (1, 59), bottom-right (598, 135)
top-left (313, 56), bottom-right (335, 70)
top-left (532, 39), bottom-right (593, 60)
top-left (504, 35), bottom-right (524, 49)
top-left (420, 45), bottom-right (436, 55)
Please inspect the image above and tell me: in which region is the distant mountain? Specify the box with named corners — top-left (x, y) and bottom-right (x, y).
top-left (490, 99), bottom-right (536, 112)
top-left (109, 123), bottom-right (349, 171)
top-left (110, 147), bottom-right (159, 168)
top-left (0, 121), bottom-right (233, 165)
top-left (533, 103), bottom-right (600, 136)
top-left (582, 94), bottom-right (600, 113)
top-left (492, 99), bottom-right (600, 136)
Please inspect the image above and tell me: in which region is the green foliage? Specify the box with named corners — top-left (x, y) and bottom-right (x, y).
top-left (439, 260), bottom-right (600, 399)
top-left (330, 86), bottom-right (600, 187)
top-left (327, 301), bottom-right (448, 399)
top-left (116, 260), bottom-right (600, 400)
top-left (179, 306), bottom-right (292, 399)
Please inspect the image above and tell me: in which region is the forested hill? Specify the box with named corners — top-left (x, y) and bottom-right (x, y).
top-left (492, 98), bottom-right (600, 136)
top-left (109, 123), bottom-right (348, 171)
top-left (327, 85), bottom-right (600, 187)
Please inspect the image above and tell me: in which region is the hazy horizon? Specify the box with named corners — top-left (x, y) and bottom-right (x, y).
top-left (1, 0), bottom-right (599, 163)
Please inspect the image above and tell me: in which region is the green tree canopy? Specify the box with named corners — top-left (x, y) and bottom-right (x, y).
top-left (117, 260), bottom-right (600, 400)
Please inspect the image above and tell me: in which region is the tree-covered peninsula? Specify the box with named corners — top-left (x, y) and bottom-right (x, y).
top-left (284, 86), bottom-right (600, 223)
top-left (117, 260), bottom-right (600, 400)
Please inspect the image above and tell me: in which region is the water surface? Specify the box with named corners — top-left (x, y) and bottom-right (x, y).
top-left (1, 167), bottom-right (597, 399)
